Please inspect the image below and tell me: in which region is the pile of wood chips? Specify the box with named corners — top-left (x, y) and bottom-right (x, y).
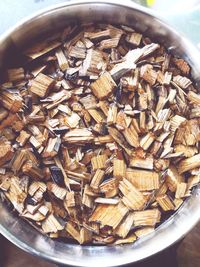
top-left (0, 23), bottom-right (200, 245)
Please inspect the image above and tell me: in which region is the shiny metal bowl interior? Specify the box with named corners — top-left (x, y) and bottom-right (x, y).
top-left (1, 1), bottom-right (200, 266)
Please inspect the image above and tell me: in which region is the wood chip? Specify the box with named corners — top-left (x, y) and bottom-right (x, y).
top-left (126, 169), bottom-right (159, 191)
top-left (89, 202), bottom-right (128, 229)
top-left (90, 72), bottom-right (116, 99)
top-left (119, 178), bottom-right (147, 210)
top-left (132, 209), bottom-right (161, 227)
top-left (113, 159), bottom-right (126, 179)
top-left (178, 154), bottom-right (200, 174)
top-left (29, 73), bottom-right (55, 97)
top-left (156, 194), bottom-right (175, 211)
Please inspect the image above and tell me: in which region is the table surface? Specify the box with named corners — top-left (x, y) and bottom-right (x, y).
top-left (0, 1), bottom-right (200, 266)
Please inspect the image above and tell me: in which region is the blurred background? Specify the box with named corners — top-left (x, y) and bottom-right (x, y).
top-left (0, 0), bottom-right (200, 266)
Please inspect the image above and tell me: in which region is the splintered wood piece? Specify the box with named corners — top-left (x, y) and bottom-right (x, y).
top-left (84, 29), bottom-right (113, 41)
top-left (121, 70), bottom-right (139, 91)
top-left (98, 101), bottom-right (109, 116)
top-left (28, 181), bottom-right (47, 197)
top-left (108, 127), bottom-right (132, 156)
top-left (173, 198), bottom-right (184, 210)
top-left (29, 73), bottom-right (55, 97)
top-left (16, 130), bottom-right (30, 146)
top-left (79, 49), bottom-right (106, 76)
top-left (174, 119), bottom-right (200, 146)
top-left (113, 159), bottom-right (126, 179)
top-left (140, 132), bottom-right (155, 150)
top-left (178, 154), bottom-right (200, 174)
top-left (130, 156), bottom-right (154, 170)
top-left (44, 90), bottom-right (72, 110)
top-left (90, 72), bottom-right (116, 99)
top-left (110, 52), bottom-right (136, 81)
top-left (119, 178), bottom-right (146, 210)
top-left (100, 178), bottom-right (118, 198)
top-left (91, 155), bottom-right (107, 171)
top-left (175, 182), bottom-right (187, 199)
top-left (0, 141), bottom-right (14, 167)
top-left (95, 197), bottom-right (119, 205)
top-left (114, 212), bottom-right (135, 238)
top-left (4, 176), bottom-right (27, 213)
top-left (126, 32), bottom-right (142, 46)
top-left (170, 115), bottom-right (186, 132)
top-left (89, 202), bottom-right (128, 229)
top-left (116, 110), bottom-right (128, 130)
top-left (54, 157), bottom-right (70, 191)
top-left (63, 128), bottom-right (94, 143)
top-left (110, 43), bottom-right (159, 81)
top-left (79, 95), bottom-right (97, 109)
top-left (55, 48), bottom-right (69, 71)
top-left (174, 144), bottom-right (197, 158)
top-left (156, 194), bottom-right (175, 211)
top-left (11, 149), bottom-right (37, 173)
top-left (61, 112), bottom-right (80, 128)
top-left (173, 75), bottom-right (192, 89)
top-left (88, 109), bottom-right (104, 123)
top-left (82, 184), bottom-right (94, 209)
top-left (107, 104), bottom-right (117, 125)
top-left (138, 88), bottom-right (148, 110)
top-left (132, 209), bottom-right (161, 227)
top-left (166, 165), bottom-right (184, 192)
top-left (47, 182), bottom-right (67, 200)
top-left (163, 71), bottom-right (172, 85)
top-left (187, 91), bottom-right (200, 105)
top-left (94, 135), bottom-right (113, 145)
top-left (126, 169), bottom-right (159, 191)
top-left (68, 45), bottom-right (86, 59)
top-left (99, 35), bottom-right (121, 50)
top-left (123, 124), bottom-right (139, 148)
top-left (42, 214), bottom-right (64, 233)
top-left (22, 160), bottom-right (44, 180)
top-left (80, 227), bottom-right (93, 244)
top-left (140, 64), bottom-right (157, 85)
top-left (25, 39), bottom-right (61, 60)
top-left (0, 107), bottom-right (8, 121)
top-left (29, 136), bottom-right (42, 150)
top-left (66, 169), bottom-right (91, 181)
top-left (185, 175), bottom-right (200, 196)
top-left (7, 68), bottom-right (24, 82)
top-left (90, 169), bottom-right (105, 190)
top-left (42, 137), bottom-right (60, 158)
top-left (0, 91), bottom-right (23, 112)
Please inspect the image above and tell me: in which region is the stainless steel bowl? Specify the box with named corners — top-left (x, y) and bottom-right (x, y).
top-left (1, 1), bottom-right (200, 266)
